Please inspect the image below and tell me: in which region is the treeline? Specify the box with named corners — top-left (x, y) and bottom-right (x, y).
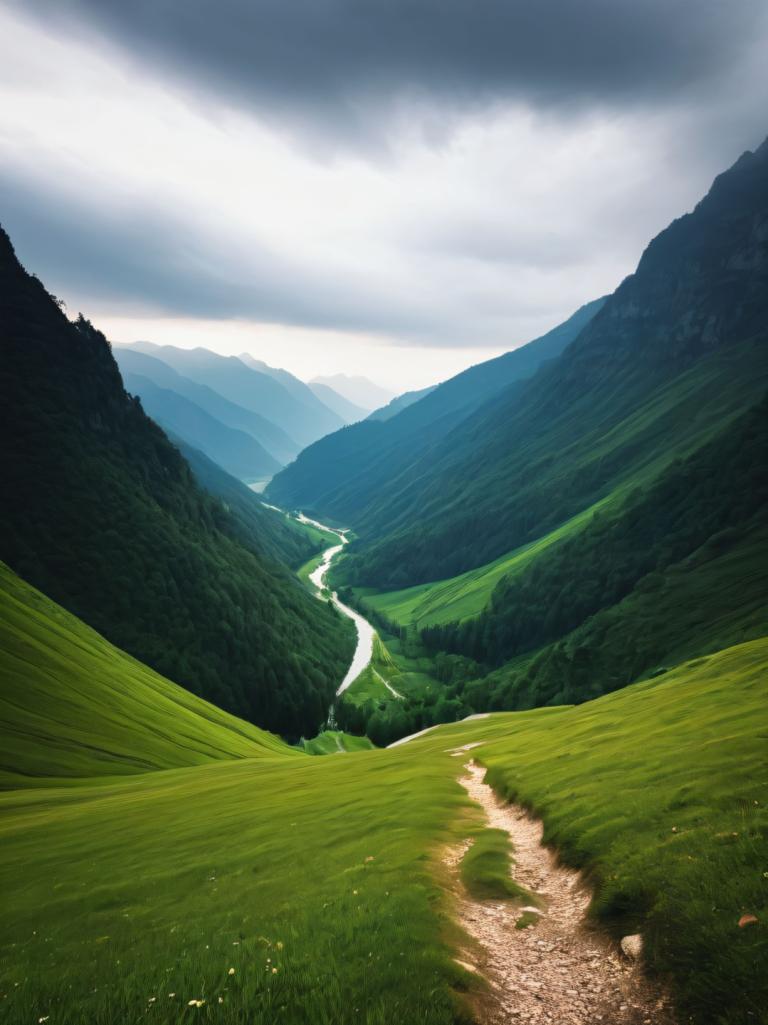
top-left (345, 397), bottom-right (768, 744)
top-left (0, 228), bottom-right (355, 738)
top-left (422, 396), bottom-right (768, 669)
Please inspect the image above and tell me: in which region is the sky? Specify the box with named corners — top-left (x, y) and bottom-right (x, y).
top-left (1, 1), bottom-right (767, 391)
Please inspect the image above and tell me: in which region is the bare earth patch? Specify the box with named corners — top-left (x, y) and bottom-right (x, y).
top-left (448, 762), bottom-right (675, 1025)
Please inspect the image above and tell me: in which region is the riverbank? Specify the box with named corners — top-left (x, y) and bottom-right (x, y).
top-left (295, 512), bottom-right (375, 695)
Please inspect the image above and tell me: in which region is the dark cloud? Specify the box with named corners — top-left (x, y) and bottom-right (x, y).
top-left (0, 170), bottom-right (522, 343)
top-left (14, 0), bottom-right (767, 143)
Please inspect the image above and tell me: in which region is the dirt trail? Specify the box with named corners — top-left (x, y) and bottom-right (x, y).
top-left (449, 761), bottom-right (674, 1025)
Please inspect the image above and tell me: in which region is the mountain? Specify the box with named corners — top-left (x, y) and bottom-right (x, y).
top-left (314, 138), bottom-right (768, 591)
top-left (308, 381), bottom-right (369, 423)
top-left (123, 372), bottom-right (280, 481)
top-left (171, 436), bottom-right (322, 568)
top-left (127, 341), bottom-right (344, 449)
top-left (0, 225), bottom-right (354, 736)
top-left (238, 352), bottom-right (355, 428)
top-left (310, 373), bottom-right (394, 410)
top-left (267, 296), bottom-right (606, 519)
top-left (114, 347), bottom-right (299, 464)
top-left (367, 384), bottom-right (437, 422)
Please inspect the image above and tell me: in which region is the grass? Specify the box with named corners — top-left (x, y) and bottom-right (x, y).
top-left (300, 730), bottom-right (375, 755)
top-left (406, 637), bottom-right (768, 1025)
top-left (344, 633), bottom-right (439, 707)
top-left (296, 550), bottom-right (326, 589)
top-left (459, 828), bottom-right (530, 901)
top-left (2, 557), bottom-right (766, 1025)
top-left (294, 517), bottom-right (340, 590)
top-left (355, 495), bottom-right (620, 629)
top-left (0, 745), bottom-right (476, 1025)
top-left (0, 563), bottom-right (292, 786)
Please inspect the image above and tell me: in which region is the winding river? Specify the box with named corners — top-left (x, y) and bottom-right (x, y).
top-left (295, 513), bottom-right (375, 695)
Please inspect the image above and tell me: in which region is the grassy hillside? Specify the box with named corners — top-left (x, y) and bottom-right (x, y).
top-left (1, 635), bottom-right (765, 1025)
top-left (0, 745), bottom-right (470, 1025)
top-left (422, 392), bottom-right (767, 660)
top-left (0, 225), bottom-right (354, 737)
top-left (351, 496), bottom-right (613, 629)
top-left (0, 563), bottom-right (293, 785)
top-left (410, 638), bottom-right (768, 1025)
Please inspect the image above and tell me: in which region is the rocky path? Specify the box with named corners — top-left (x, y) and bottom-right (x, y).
top-left (448, 761), bottom-right (674, 1025)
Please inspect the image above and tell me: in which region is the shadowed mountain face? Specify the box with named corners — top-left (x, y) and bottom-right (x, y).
top-left (123, 372), bottom-right (280, 481)
top-left (0, 227), bottom-right (354, 736)
top-left (114, 347), bottom-right (299, 464)
top-left (267, 295), bottom-right (606, 521)
top-left (126, 341), bottom-right (344, 449)
top-left (272, 138), bottom-right (768, 592)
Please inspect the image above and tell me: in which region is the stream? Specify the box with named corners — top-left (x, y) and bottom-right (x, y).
top-left (295, 513), bottom-right (375, 696)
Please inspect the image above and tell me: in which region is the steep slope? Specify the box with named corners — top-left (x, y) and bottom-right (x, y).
top-left (309, 381), bottom-right (369, 423)
top-left (0, 225), bottom-right (354, 736)
top-left (130, 341), bottom-right (342, 448)
top-left (332, 138), bottom-right (768, 589)
top-left (124, 373), bottom-right (279, 481)
top-left (172, 436), bottom-right (324, 568)
top-left (409, 395), bottom-right (768, 715)
top-left (115, 347), bottom-right (299, 463)
top-left (0, 563), bottom-right (293, 785)
top-left (367, 384), bottom-right (437, 421)
top-left (268, 296), bottom-right (606, 518)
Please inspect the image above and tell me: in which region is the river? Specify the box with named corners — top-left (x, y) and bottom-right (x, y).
top-left (295, 513), bottom-right (375, 695)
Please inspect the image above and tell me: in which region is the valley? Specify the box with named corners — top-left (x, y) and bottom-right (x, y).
top-left (1, 91), bottom-right (767, 1025)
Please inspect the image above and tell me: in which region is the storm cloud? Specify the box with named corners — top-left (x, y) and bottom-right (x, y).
top-left (14, 0), bottom-right (767, 145)
top-left (1, 0), bottom-right (767, 386)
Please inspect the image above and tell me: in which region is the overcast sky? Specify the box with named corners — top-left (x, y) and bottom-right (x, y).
top-left (1, 1), bottom-right (767, 389)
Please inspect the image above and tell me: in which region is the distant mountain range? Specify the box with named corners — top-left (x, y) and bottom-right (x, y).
top-left (310, 373), bottom-right (395, 411)
top-left (307, 381), bottom-right (369, 423)
top-left (113, 344), bottom-right (387, 481)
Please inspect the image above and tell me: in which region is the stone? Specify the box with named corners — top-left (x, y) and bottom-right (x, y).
top-left (620, 934), bottom-right (643, 960)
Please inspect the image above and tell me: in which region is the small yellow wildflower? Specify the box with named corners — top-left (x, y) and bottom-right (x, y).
top-left (228, 968), bottom-right (235, 976)
top-left (271, 967), bottom-right (278, 974)
top-left (276, 941), bottom-right (284, 950)
top-left (187, 999), bottom-right (205, 1007)
top-left (218, 997), bottom-right (224, 1004)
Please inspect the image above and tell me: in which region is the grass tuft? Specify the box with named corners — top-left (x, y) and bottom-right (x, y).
top-left (459, 828), bottom-right (532, 902)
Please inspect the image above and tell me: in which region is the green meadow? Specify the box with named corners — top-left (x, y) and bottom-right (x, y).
top-left (1, 562), bottom-right (766, 1025)
top-left (353, 502), bottom-right (606, 629)
top-left (0, 563), bottom-right (291, 786)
